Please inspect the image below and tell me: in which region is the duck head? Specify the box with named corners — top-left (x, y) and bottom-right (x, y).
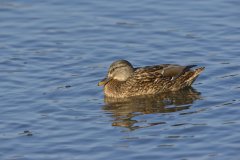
top-left (98, 60), bottom-right (134, 86)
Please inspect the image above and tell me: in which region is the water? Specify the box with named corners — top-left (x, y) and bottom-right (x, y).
top-left (0, 0), bottom-right (240, 159)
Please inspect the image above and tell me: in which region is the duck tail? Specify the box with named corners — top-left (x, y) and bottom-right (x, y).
top-left (186, 67), bottom-right (205, 86)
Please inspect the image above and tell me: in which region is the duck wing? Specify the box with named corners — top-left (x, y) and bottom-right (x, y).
top-left (133, 64), bottom-right (196, 80)
top-left (123, 64), bottom-right (200, 95)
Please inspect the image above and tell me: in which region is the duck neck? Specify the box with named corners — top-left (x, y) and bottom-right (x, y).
top-left (104, 79), bottom-right (125, 97)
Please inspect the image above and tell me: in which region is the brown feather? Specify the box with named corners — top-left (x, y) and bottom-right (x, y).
top-left (99, 60), bottom-right (205, 98)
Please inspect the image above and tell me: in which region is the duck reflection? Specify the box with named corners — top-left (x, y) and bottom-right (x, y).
top-left (102, 88), bottom-right (201, 130)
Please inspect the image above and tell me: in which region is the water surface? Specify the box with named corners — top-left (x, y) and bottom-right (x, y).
top-left (0, 0), bottom-right (240, 160)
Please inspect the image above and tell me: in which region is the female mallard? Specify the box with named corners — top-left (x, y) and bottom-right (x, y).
top-left (98, 60), bottom-right (204, 98)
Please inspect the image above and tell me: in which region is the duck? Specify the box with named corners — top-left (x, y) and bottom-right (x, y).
top-left (98, 60), bottom-right (204, 98)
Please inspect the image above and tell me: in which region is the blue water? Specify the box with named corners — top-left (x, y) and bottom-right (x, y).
top-left (1, 0), bottom-right (240, 159)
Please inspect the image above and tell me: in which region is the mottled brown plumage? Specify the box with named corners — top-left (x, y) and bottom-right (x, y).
top-left (98, 60), bottom-right (204, 98)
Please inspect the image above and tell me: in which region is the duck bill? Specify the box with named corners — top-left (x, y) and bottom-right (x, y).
top-left (98, 77), bottom-right (111, 86)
